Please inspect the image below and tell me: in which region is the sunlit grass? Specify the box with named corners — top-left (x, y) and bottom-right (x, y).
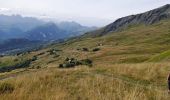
top-left (0, 63), bottom-right (170, 100)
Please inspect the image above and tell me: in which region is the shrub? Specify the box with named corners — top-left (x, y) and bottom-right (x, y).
top-left (82, 48), bottom-right (89, 52)
top-left (65, 57), bottom-right (70, 61)
top-left (59, 58), bottom-right (93, 68)
top-left (0, 57), bottom-right (38, 73)
top-left (0, 82), bottom-right (14, 94)
top-left (77, 48), bottom-right (81, 51)
top-left (80, 59), bottom-right (93, 67)
top-left (92, 48), bottom-right (100, 52)
top-left (47, 49), bottom-right (62, 55)
top-left (66, 62), bottom-right (75, 68)
top-left (17, 59), bottom-right (32, 68)
top-left (32, 56), bottom-right (37, 61)
top-left (59, 64), bottom-right (63, 68)
top-left (36, 66), bottom-right (41, 69)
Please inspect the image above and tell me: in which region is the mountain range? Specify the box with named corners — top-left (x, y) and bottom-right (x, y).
top-left (0, 14), bottom-right (97, 54)
top-left (0, 14), bottom-right (96, 41)
top-left (0, 15), bottom-right (45, 40)
top-left (1, 4), bottom-right (170, 55)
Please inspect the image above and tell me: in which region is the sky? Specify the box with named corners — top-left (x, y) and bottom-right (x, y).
top-left (0, 0), bottom-right (170, 26)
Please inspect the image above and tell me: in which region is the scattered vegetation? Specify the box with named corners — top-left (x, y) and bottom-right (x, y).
top-left (59, 58), bottom-right (93, 68)
top-left (47, 49), bottom-right (61, 59)
top-left (0, 56), bottom-right (38, 73)
top-left (92, 48), bottom-right (100, 52)
top-left (82, 48), bottom-right (89, 52)
top-left (47, 49), bottom-right (61, 55)
top-left (32, 56), bottom-right (38, 61)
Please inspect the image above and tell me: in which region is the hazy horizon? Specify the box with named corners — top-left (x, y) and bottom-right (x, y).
top-left (0, 0), bottom-right (170, 27)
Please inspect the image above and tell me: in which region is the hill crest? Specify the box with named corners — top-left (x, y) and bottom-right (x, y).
top-left (85, 4), bottom-right (170, 37)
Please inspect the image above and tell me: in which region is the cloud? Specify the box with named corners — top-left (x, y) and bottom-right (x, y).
top-left (0, 8), bottom-right (10, 12)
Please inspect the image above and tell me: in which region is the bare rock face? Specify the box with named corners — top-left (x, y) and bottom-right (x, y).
top-left (85, 4), bottom-right (170, 37)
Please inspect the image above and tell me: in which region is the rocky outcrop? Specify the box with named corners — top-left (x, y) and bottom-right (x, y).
top-left (85, 4), bottom-right (170, 37)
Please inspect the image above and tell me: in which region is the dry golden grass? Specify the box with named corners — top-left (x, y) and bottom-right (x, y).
top-left (0, 63), bottom-right (170, 100)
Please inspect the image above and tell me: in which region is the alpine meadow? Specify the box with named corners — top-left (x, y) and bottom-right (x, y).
top-left (0, 1), bottom-right (170, 100)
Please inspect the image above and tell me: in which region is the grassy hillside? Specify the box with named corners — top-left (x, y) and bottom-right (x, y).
top-left (0, 63), bottom-right (170, 100)
top-left (0, 19), bottom-right (170, 99)
top-left (148, 50), bottom-right (170, 62)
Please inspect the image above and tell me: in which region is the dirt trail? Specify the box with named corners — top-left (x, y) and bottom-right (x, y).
top-left (83, 72), bottom-right (167, 90)
top-left (0, 68), bottom-right (168, 91)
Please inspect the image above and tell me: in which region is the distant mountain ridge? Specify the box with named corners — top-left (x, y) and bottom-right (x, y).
top-left (0, 14), bottom-right (45, 40)
top-left (0, 14), bottom-right (97, 54)
top-left (85, 4), bottom-right (170, 37)
top-left (0, 14), bottom-right (96, 41)
top-left (26, 23), bottom-right (67, 41)
top-left (0, 14), bottom-right (45, 31)
top-left (57, 21), bottom-right (97, 36)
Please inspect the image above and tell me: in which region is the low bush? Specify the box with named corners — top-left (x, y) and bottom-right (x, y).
top-left (65, 57), bottom-right (70, 61)
top-left (0, 56), bottom-right (38, 73)
top-left (36, 66), bottom-right (41, 69)
top-left (59, 58), bottom-right (93, 68)
top-left (0, 82), bottom-right (14, 94)
top-left (47, 49), bottom-right (62, 55)
top-left (82, 48), bottom-right (89, 52)
top-left (92, 48), bottom-right (100, 52)
top-left (32, 56), bottom-right (37, 61)
top-left (77, 48), bottom-right (81, 51)
top-left (80, 59), bottom-right (93, 66)
top-left (59, 64), bottom-right (63, 68)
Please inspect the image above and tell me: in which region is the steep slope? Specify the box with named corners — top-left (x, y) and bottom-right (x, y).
top-left (85, 4), bottom-right (170, 37)
top-left (52, 19), bottom-right (170, 64)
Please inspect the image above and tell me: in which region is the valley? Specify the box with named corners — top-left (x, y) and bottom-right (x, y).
top-left (0, 4), bottom-right (170, 100)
